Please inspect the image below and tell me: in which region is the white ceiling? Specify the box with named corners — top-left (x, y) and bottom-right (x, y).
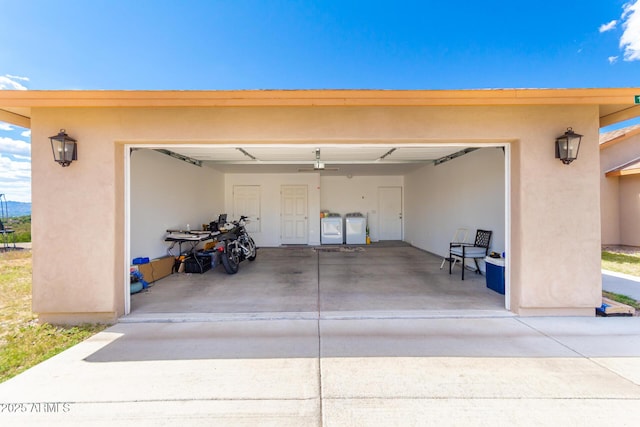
top-left (168, 145), bottom-right (470, 176)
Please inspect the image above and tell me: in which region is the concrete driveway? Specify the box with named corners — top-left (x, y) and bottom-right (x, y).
top-left (1, 316), bottom-right (639, 426)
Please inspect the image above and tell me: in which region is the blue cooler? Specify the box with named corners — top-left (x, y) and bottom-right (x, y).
top-left (485, 256), bottom-right (505, 294)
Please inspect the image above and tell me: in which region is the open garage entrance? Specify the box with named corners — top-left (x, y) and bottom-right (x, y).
top-left (124, 142), bottom-right (509, 318)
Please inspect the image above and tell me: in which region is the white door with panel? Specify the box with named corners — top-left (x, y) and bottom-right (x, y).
top-left (233, 185), bottom-right (261, 233)
top-left (281, 185), bottom-right (308, 245)
top-left (378, 186), bottom-right (402, 240)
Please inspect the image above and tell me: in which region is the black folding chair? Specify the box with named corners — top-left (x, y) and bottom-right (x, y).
top-left (449, 229), bottom-right (492, 280)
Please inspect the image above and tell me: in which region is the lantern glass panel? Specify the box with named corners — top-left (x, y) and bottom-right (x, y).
top-left (63, 142), bottom-right (76, 162)
top-left (557, 137), bottom-right (569, 159)
top-left (51, 139), bottom-right (65, 162)
top-left (566, 140), bottom-right (578, 159)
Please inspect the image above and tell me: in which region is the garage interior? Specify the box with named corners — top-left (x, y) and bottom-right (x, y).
top-left (127, 143), bottom-right (507, 317)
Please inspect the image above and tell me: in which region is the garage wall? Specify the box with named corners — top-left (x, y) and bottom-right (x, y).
top-left (224, 173), bottom-right (321, 246)
top-left (130, 149), bottom-right (224, 259)
top-left (320, 175), bottom-right (403, 242)
top-left (28, 102), bottom-right (601, 321)
top-left (404, 148), bottom-right (505, 270)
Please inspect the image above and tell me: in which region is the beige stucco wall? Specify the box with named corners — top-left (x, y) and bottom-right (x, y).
top-left (619, 175), bottom-right (640, 246)
top-left (601, 175), bottom-right (621, 245)
top-left (30, 104), bottom-right (601, 322)
top-left (600, 133), bottom-right (640, 246)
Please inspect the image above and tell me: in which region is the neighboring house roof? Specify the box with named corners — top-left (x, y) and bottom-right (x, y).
top-left (600, 124), bottom-right (640, 149)
top-left (605, 156), bottom-right (640, 177)
top-left (1, 87), bottom-right (640, 129)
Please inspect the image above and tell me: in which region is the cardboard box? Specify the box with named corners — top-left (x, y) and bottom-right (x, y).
top-left (597, 297), bottom-right (635, 316)
top-left (135, 256), bottom-right (175, 283)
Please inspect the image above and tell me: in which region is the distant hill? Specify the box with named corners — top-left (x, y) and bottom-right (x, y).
top-left (3, 201), bottom-right (31, 217)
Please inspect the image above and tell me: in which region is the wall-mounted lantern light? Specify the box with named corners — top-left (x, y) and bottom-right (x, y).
top-left (555, 127), bottom-right (582, 165)
top-left (49, 129), bottom-right (77, 167)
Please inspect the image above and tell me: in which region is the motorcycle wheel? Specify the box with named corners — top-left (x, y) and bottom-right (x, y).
top-left (221, 241), bottom-right (241, 274)
top-left (247, 236), bottom-right (257, 261)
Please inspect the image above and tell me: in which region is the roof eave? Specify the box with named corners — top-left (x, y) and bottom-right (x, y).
top-left (1, 88), bottom-right (639, 128)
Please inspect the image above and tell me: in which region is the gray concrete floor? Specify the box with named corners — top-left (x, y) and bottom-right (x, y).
top-left (128, 245), bottom-right (506, 320)
top-left (1, 317), bottom-right (639, 425)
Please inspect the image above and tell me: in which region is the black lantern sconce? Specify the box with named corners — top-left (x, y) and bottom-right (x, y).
top-left (555, 127), bottom-right (582, 165)
top-left (49, 129), bottom-right (77, 167)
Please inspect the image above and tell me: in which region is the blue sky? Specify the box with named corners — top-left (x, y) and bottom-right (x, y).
top-left (1, 0), bottom-right (640, 202)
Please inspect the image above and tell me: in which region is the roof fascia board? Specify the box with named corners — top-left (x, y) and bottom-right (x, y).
top-left (605, 168), bottom-right (640, 177)
top-left (1, 88), bottom-right (639, 109)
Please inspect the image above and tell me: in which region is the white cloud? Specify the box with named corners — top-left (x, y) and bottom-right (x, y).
top-left (0, 75), bottom-right (31, 202)
top-left (0, 136), bottom-right (31, 156)
top-left (6, 74), bottom-right (29, 82)
top-left (599, 20), bottom-right (618, 32)
top-left (0, 155), bottom-right (30, 177)
top-left (620, 0), bottom-right (640, 61)
top-left (608, 56), bottom-right (619, 64)
top-left (0, 75), bottom-right (28, 90)
top-left (0, 154), bottom-right (31, 203)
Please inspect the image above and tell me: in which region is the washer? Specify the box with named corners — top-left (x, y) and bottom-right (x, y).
top-left (345, 212), bottom-right (366, 244)
top-left (321, 213), bottom-right (343, 244)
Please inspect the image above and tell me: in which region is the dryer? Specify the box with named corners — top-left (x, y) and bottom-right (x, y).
top-left (321, 213), bottom-right (343, 244)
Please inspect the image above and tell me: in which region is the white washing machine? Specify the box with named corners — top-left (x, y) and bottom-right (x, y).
top-left (345, 213), bottom-right (367, 244)
top-left (321, 214), bottom-right (343, 244)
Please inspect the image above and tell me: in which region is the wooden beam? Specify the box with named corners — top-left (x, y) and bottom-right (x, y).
top-left (0, 109), bottom-right (30, 128)
top-left (600, 105), bottom-right (640, 128)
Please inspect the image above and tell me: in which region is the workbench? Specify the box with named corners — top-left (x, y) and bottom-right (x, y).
top-left (164, 230), bottom-right (219, 256)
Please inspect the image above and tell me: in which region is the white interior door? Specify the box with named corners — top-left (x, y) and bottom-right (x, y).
top-left (378, 186), bottom-right (402, 240)
top-left (233, 185), bottom-right (261, 233)
top-left (281, 185), bottom-right (308, 245)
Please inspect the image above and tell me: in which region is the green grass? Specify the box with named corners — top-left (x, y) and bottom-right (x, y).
top-left (601, 251), bottom-right (640, 277)
top-left (603, 291), bottom-right (640, 312)
top-left (1, 323), bottom-right (106, 382)
top-left (0, 250), bottom-right (107, 383)
top-left (2, 215), bottom-right (31, 243)
top-left (601, 250), bottom-right (640, 315)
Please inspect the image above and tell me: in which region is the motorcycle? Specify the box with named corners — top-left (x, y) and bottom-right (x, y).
top-left (213, 215), bottom-right (257, 274)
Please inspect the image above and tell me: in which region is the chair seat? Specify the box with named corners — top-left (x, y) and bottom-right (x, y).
top-left (450, 246), bottom-right (487, 257)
